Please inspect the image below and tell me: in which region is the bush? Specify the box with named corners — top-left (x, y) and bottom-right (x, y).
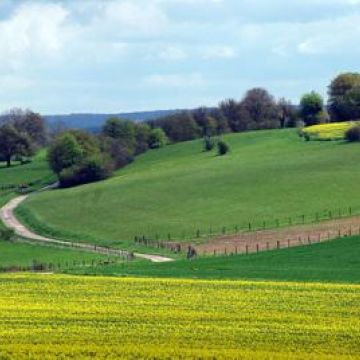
top-left (148, 128), bottom-right (168, 149)
top-left (59, 155), bottom-right (113, 188)
top-left (0, 229), bottom-right (15, 241)
top-left (203, 136), bottom-right (215, 152)
top-left (217, 140), bottom-right (229, 156)
top-left (345, 125), bottom-right (360, 142)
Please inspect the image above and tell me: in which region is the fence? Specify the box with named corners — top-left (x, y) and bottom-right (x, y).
top-left (0, 256), bottom-right (129, 274)
top-left (134, 205), bottom-right (358, 247)
top-left (197, 223), bottom-right (360, 258)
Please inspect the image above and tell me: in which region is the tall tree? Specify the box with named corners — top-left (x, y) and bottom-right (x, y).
top-left (300, 91), bottom-right (325, 126)
top-left (328, 73), bottom-right (360, 121)
top-left (0, 124), bottom-right (33, 167)
top-left (239, 88), bottom-right (280, 130)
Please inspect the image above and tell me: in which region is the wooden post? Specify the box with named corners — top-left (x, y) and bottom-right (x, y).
top-left (277, 241), bottom-right (280, 249)
top-left (256, 244), bottom-right (259, 253)
top-left (246, 245), bottom-right (249, 255)
top-left (287, 239), bottom-right (290, 248)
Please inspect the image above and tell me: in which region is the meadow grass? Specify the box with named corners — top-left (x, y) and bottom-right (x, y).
top-left (69, 235), bottom-right (360, 284)
top-left (0, 240), bottom-right (118, 268)
top-left (17, 129), bottom-right (360, 247)
top-left (0, 150), bottom-right (54, 187)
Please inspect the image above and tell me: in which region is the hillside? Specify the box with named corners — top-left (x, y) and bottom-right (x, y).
top-left (69, 235), bottom-right (360, 283)
top-left (16, 129), bottom-right (360, 249)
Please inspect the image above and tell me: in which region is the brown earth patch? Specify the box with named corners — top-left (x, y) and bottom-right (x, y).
top-left (191, 216), bottom-right (360, 255)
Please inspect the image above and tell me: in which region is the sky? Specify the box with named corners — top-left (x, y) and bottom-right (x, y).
top-left (0, 0), bottom-right (359, 114)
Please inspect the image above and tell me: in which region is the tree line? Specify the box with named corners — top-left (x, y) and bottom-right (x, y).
top-left (1, 72), bottom-right (359, 188)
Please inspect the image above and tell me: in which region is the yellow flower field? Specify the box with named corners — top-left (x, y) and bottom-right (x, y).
top-left (302, 121), bottom-right (360, 140)
top-left (0, 275), bottom-right (359, 359)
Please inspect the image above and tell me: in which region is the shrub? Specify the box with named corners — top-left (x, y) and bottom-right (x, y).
top-left (0, 229), bottom-right (15, 241)
top-left (217, 140), bottom-right (229, 156)
top-left (345, 125), bottom-right (360, 142)
top-left (203, 136), bottom-right (215, 152)
top-left (148, 128), bottom-right (168, 149)
top-left (59, 155), bottom-right (113, 188)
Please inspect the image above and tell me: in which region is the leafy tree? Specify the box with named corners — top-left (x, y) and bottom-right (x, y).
top-left (328, 73), bottom-right (360, 121)
top-left (300, 91), bottom-right (325, 126)
top-left (149, 112), bottom-right (200, 142)
top-left (277, 98), bottom-right (297, 128)
top-left (193, 108), bottom-right (217, 136)
top-left (102, 117), bottom-right (136, 153)
top-left (0, 124), bottom-right (33, 167)
top-left (2, 108), bottom-right (47, 147)
top-left (239, 88), bottom-right (281, 130)
top-left (148, 128), bottom-right (168, 149)
top-left (219, 99), bottom-right (241, 132)
top-left (208, 108), bottom-right (230, 135)
top-left (99, 136), bottom-right (134, 169)
top-left (217, 140), bottom-right (230, 156)
top-left (47, 133), bottom-right (83, 174)
top-left (134, 123), bottom-right (151, 155)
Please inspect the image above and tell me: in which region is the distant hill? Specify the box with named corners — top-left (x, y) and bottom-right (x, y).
top-left (44, 109), bottom-right (184, 132)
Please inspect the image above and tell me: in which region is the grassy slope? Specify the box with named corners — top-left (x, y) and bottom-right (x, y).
top-left (69, 235), bottom-right (360, 284)
top-left (0, 241), bottom-right (117, 268)
top-left (0, 150), bottom-right (54, 187)
top-left (0, 152), bottom-right (113, 268)
top-left (17, 129), bottom-right (360, 248)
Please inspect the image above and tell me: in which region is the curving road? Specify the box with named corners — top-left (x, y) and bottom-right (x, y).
top-left (0, 195), bottom-right (174, 263)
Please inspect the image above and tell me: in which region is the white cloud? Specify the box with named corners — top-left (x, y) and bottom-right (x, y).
top-left (0, 2), bottom-right (69, 69)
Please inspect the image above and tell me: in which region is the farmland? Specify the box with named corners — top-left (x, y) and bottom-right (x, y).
top-left (302, 121), bottom-right (360, 140)
top-left (69, 235), bottom-right (360, 283)
top-left (16, 129), bottom-right (360, 248)
top-left (0, 274), bottom-right (359, 359)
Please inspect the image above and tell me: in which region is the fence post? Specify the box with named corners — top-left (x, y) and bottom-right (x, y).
top-left (277, 241), bottom-right (280, 249)
top-left (256, 244), bottom-right (259, 253)
top-left (287, 239), bottom-right (290, 248)
top-left (246, 245), bottom-right (249, 255)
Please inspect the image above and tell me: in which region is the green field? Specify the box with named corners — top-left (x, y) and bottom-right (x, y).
top-left (68, 235), bottom-right (360, 283)
top-left (0, 240), bottom-right (119, 269)
top-left (16, 129), bottom-right (360, 248)
top-left (0, 274), bottom-right (358, 359)
top-left (0, 150), bottom-right (54, 188)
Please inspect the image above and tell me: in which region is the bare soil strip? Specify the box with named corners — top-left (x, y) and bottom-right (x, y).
top-left (0, 195), bottom-right (174, 263)
top-left (195, 216), bottom-right (360, 255)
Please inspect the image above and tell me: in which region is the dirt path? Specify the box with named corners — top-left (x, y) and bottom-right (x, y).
top-left (195, 216), bottom-right (360, 255)
top-left (0, 195), bottom-right (174, 263)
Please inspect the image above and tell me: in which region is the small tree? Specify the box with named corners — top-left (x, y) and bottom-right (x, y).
top-left (300, 91), bottom-right (325, 126)
top-left (217, 140), bottom-right (229, 156)
top-left (148, 128), bottom-right (168, 149)
top-left (203, 136), bottom-right (215, 152)
top-left (0, 124), bottom-right (33, 167)
top-left (47, 133), bottom-right (83, 174)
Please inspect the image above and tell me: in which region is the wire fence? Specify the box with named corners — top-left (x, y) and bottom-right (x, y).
top-left (0, 256), bottom-right (129, 274)
top-left (134, 205), bottom-right (359, 248)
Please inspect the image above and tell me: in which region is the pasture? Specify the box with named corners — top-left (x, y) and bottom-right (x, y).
top-left (17, 129), bottom-right (360, 248)
top-left (69, 235), bottom-right (360, 283)
top-left (0, 274), bottom-right (358, 359)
